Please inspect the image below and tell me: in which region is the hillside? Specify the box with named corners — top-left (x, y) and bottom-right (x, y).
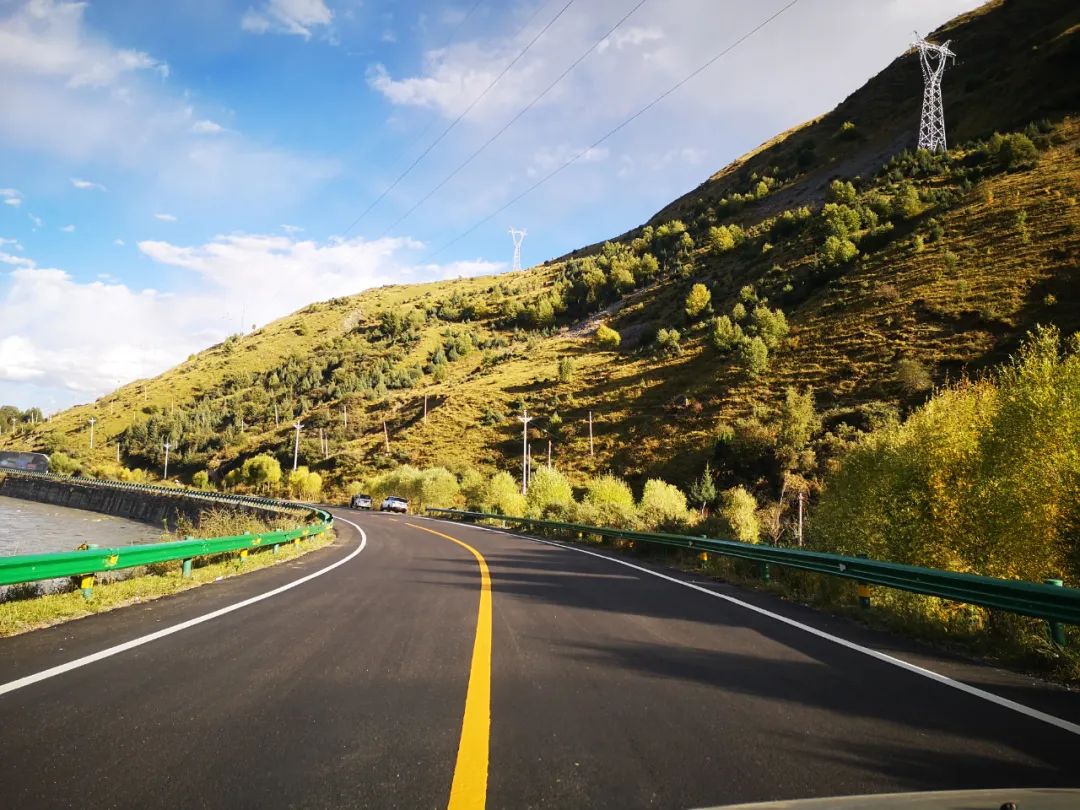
top-left (5, 0), bottom-right (1080, 501)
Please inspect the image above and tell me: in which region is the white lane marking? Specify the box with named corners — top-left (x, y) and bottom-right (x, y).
top-left (417, 517), bottom-right (1080, 738)
top-left (0, 515), bottom-right (368, 698)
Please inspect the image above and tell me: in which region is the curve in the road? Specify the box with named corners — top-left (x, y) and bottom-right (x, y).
top-left (0, 515), bottom-right (368, 698)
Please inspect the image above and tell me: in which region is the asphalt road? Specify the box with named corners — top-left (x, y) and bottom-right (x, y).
top-left (1, 510), bottom-right (1078, 809)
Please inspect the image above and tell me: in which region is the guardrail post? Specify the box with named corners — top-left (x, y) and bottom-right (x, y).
top-left (272, 544), bottom-right (280, 555)
top-left (760, 562), bottom-right (770, 583)
top-left (78, 574), bottom-right (94, 600)
top-left (857, 554), bottom-right (871, 609)
top-left (181, 559), bottom-right (193, 578)
top-left (1045, 579), bottom-right (1066, 646)
top-left (238, 548), bottom-right (248, 566)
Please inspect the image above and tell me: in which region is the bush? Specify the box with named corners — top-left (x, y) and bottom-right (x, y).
top-left (719, 486), bottom-right (760, 543)
top-left (738, 336), bottom-right (770, 377)
top-left (684, 283), bottom-right (712, 319)
top-left (897, 358), bottom-right (932, 394)
top-left (288, 466), bottom-right (322, 499)
top-left (710, 315), bottom-right (744, 353)
top-left (595, 324), bottom-right (621, 350)
top-left (655, 328), bottom-right (682, 356)
top-left (557, 356), bottom-right (576, 383)
top-left (526, 466), bottom-right (574, 518)
top-left (708, 224), bottom-right (745, 253)
top-left (488, 471), bottom-right (527, 516)
top-left (49, 451), bottom-right (79, 476)
top-left (993, 132), bottom-right (1039, 170)
top-left (192, 470), bottom-right (211, 490)
top-left (638, 479), bottom-right (692, 529)
top-left (819, 235), bottom-right (859, 267)
top-left (750, 306), bottom-right (788, 350)
top-left (828, 179), bottom-right (857, 204)
top-left (459, 468), bottom-right (488, 510)
top-left (243, 454), bottom-right (282, 491)
top-left (418, 466), bottom-right (460, 509)
top-left (578, 474), bottom-right (638, 528)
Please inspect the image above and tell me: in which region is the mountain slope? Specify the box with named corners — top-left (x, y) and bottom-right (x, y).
top-left (5, 0), bottom-right (1080, 499)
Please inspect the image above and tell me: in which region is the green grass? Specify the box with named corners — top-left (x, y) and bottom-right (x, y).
top-left (0, 530), bottom-right (336, 637)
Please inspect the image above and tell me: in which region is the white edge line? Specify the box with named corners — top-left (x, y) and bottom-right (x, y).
top-left (416, 516), bottom-right (1080, 738)
top-left (0, 515), bottom-right (367, 698)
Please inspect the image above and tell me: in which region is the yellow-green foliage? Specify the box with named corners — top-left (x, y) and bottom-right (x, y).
top-left (813, 326), bottom-right (1080, 584)
top-left (638, 479), bottom-right (692, 529)
top-left (488, 471), bottom-right (527, 516)
top-left (684, 283), bottom-right (712, 319)
top-left (417, 466), bottom-right (461, 510)
top-left (719, 486), bottom-right (760, 543)
top-left (526, 466), bottom-right (574, 518)
top-left (595, 324), bottom-right (621, 350)
top-left (577, 474), bottom-right (638, 528)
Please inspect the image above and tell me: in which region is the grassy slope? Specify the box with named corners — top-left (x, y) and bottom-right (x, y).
top-left (5, 0), bottom-right (1080, 495)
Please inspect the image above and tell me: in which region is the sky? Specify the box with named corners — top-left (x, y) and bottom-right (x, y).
top-left (0, 0), bottom-right (984, 413)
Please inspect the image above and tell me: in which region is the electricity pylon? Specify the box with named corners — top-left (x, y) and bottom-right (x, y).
top-left (913, 32), bottom-right (955, 153)
top-left (509, 227), bottom-right (527, 272)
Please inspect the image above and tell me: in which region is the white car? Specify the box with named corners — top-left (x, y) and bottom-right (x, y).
top-left (380, 496), bottom-right (409, 514)
top-left (350, 494), bottom-right (372, 510)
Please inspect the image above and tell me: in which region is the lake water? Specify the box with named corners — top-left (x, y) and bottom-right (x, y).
top-left (0, 495), bottom-right (161, 557)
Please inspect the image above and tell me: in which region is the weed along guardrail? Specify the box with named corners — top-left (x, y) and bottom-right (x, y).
top-left (0, 471), bottom-right (332, 599)
top-left (427, 509), bottom-right (1080, 644)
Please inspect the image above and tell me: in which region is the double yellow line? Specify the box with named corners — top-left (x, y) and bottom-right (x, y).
top-left (408, 523), bottom-right (492, 810)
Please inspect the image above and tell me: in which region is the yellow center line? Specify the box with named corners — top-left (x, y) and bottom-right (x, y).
top-left (407, 522), bottom-right (492, 810)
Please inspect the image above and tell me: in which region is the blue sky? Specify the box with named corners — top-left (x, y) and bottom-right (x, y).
top-left (0, 0), bottom-right (982, 412)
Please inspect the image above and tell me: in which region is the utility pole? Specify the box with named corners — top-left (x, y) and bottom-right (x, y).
top-left (797, 492), bottom-right (804, 548)
top-left (162, 440), bottom-right (171, 481)
top-left (115, 442), bottom-right (120, 463)
top-left (274, 402), bottom-right (279, 427)
top-left (423, 394), bottom-right (428, 424)
top-left (547, 439), bottom-right (552, 469)
top-left (588, 410), bottom-right (594, 457)
top-left (292, 421), bottom-right (303, 471)
top-left (527, 443), bottom-right (533, 487)
top-left (912, 32), bottom-right (955, 153)
top-left (88, 417), bottom-right (96, 450)
top-left (383, 420), bottom-right (390, 453)
top-left (342, 405), bottom-right (348, 431)
top-left (518, 409), bottom-right (533, 494)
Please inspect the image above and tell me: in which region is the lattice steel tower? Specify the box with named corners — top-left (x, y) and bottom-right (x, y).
top-left (509, 227), bottom-right (526, 272)
top-left (913, 32), bottom-right (955, 153)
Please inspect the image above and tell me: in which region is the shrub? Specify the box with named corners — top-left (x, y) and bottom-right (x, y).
top-left (655, 328), bottom-right (682, 356)
top-left (459, 468), bottom-right (488, 510)
top-left (897, 358), bottom-right (932, 394)
top-left (578, 475), bottom-right (638, 528)
top-left (595, 324), bottom-right (621, 350)
top-left (243, 454), bottom-right (282, 491)
top-left (710, 315), bottom-right (743, 353)
top-left (638, 479), bottom-right (692, 529)
top-left (836, 120), bottom-right (857, 140)
top-left (557, 356), bottom-right (576, 383)
top-left (719, 486), bottom-right (760, 543)
top-left (892, 183), bottom-right (923, 220)
top-left (192, 470), bottom-right (211, 490)
top-left (684, 283), bottom-right (712, 319)
top-left (828, 179), bottom-right (857, 204)
top-left (418, 466), bottom-right (460, 509)
top-left (994, 132), bottom-right (1039, 170)
top-left (750, 306), bottom-right (788, 350)
top-left (708, 224), bottom-right (745, 253)
top-left (288, 466), bottom-right (322, 499)
top-left (738, 336), bottom-right (770, 377)
top-left (819, 235), bottom-right (859, 267)
top-left (49, 451), bottom-right (79, 476)
top-left (526, 466), bottom-right (573, 518)
top-left (777, 387), bottom-right (819, 460)
top-left (488, 471), bottom-right (527, 516)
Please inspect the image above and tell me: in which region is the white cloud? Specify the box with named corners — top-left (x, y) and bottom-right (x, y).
top-left (60, 224), bottom-right (75, 232)
top-left (526, 144), bottom-right (608, 177)
top-left (1, 188), bottom-right (23, 207)
top-left (114, 238), bottom-right (125, 246)
top-left (153, 212), bottom-right (177, 222)
top-left (27, 213), bottom-right (42, 228)
top-left (597, 25), bottom-right (664, 54)
top-left (0, 232), bottom-right (505, 408)
top-left (281, 223), bottom-right (304, 234)
top-left (71, 177), bottom-right (106, 191)
top-left (190, 119), bottom-right (225, 135)
top-left (242, 0), bottom-right (333, 39)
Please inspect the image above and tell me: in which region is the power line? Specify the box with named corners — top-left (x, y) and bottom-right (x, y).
top-left (422, 0), bottom-right (803, 263)
top-left (343, 0), bottom-right (575, 236)
top-left (378, 0), bottom-right (651, 237)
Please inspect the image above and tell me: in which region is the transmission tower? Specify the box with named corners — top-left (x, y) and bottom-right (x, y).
top-left (509, 227), bottom-right (527, 272)
top-left (912, 32), bottom-right (955, 153)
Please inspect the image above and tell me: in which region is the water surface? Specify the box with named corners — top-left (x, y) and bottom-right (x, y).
top-left (0, 495), bottom-right (161, 557)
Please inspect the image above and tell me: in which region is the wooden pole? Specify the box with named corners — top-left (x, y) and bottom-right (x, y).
top-left (588, 411), bottom-right (594, 457)
top-left (547, 439), bottom-right (552, 468)
top-left (383, 420), bottom-right (390, 453)
top-left (423, 394), bottom-right (428, 424)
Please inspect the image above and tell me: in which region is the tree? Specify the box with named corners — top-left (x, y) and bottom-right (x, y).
top-left (577, 475), bottom-right (637, 528)
top-left (751, 306), bottom-right (788, 350)
top-left (418, 466), bottom-right (460, 509)
top-left (526, 466), bottom-right (574, 518)
top-left (192, 470), bottom-right (211, 490)
top-left (557, 357), bottom-right (576, 384)
top-left (638, 479), bottom-right (692, 528)
top-left (897, 358), bottom-right (932, 394)
top-left (710, 316), bottom-right (743, 353)
top-left (595, 324), bottom-right (621, 350)
top-left (684, 283), bottom-right (712, 320)
top-left (995, 132), bottom-right (1039, 170)
top-left (720, 486), bottom-right (760, 543)
top-left (243, 454), bottom-right (282, 491)
top-left (828, 179), bottom-right (857, 204)
top-left (738, 337), bottom-right (770, 376)
top-left (819, 235), bottom-right (859, 267)
top-left (776, 387), bottom-right (819, 470)
top-left (488, 471), bottom-right (527, 516)
top-left (655, 328), bottom-right (682, 356)
top-left (708, 224), bottom-right (744, 254)
top-left (688, 463), bottom-right (718, 517)
top-left (459, 468), bottom-right (488, 510)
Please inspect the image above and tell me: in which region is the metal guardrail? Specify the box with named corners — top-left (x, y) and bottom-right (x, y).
top-left (427, 509), bottom-right (1080, 629)
top-left (0, 471), bottom-right (332, 594)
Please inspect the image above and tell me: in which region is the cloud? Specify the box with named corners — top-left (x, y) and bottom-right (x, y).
top-left (596, 25), bottom-right (664, 54)
top-left (0, 233), bottom-right (503, 408)
top-left (190, 119), bottom-right (225, 135)
top-left (27, 213), bottom-right (42, 228)
top-left (281, 223), bottom-right (304, 234)
top-left (114, 238), bottom-right (125, 246)
top-left (153, 213), bottom-right (177, 222)
top-left (71, 177), bottom-right (106, 191)
top-left (241, 0), bottom-right (333, 39)
top-left (60, 224), bottom-right (75, 232)
top-left (1, 188), bottom-right (23, 207)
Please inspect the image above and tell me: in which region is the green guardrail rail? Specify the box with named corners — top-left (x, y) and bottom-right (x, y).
top-left (0, 471), bottom-right (332, 597)
top-left (427, 508), bottom-right (1079, 641)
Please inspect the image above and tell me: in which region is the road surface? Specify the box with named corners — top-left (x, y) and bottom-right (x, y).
top-left (0, 510), bottom-right (1078, 808)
